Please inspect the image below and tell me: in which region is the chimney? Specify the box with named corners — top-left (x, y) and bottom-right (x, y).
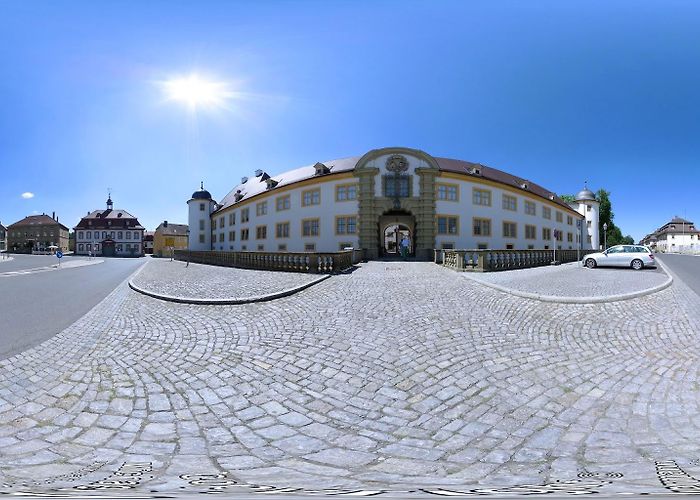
top-left (164, 220), bottom-right (168, 228)
top-left (52, 211), bottom-right (55, 220)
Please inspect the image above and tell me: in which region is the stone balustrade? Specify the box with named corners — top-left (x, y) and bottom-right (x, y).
top-left (435, 248), bottom-right (595, 272)
top-left (174, 249), bottom-right (360, 274)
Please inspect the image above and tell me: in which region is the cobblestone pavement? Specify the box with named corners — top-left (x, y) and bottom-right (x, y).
top-left (469, 262), bottom-right (668, 298)
top-left (1, 261), bottom-right (700, 496)
top-left (131, 260), bottom-right (323, 300)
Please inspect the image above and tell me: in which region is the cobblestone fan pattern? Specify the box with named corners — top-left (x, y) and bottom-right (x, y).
top-left (131, 260), bottom-right (322, 300)
top-left (1, 262), bottom-right (700, 495)
top-left (470, 262), bottom-right (668, 298)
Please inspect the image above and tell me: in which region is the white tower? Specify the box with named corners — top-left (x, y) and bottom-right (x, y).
top-left (187, 182), bottom-right (216, 251)
top-left (575, 184), bottom-right (600, 250)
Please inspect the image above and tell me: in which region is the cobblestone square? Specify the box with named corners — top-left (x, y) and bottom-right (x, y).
top-left (1, 261), bottom-right (700, 496)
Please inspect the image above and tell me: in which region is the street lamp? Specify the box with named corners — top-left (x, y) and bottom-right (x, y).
top-left (603, 222), bottom-right (608, 250)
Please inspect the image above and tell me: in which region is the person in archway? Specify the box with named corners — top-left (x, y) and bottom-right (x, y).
top-left (400, 235), bottom-right (410, 260)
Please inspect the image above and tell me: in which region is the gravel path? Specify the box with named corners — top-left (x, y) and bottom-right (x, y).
top-left (131, 259), bottom-right (322, 300)
top-left (468, 261), bottom-right (668, 298)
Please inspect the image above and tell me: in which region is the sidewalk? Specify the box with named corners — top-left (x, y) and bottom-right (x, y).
top-left (462, 261), bottom-right (672, 303)
top-left (129, 259), bottom-right (330, 304)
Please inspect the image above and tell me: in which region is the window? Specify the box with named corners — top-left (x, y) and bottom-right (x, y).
top-left (525, 225), bottom-right (537, 240)
top-left (336, 184), bottom-right (357, 201)
top-left (241, 245), bottom-right (247, 250)
top-left (219, 217), bottom-right (225, 228)
top-left (229, 212), bottom-right (235, 225)
top-left (276, 195), bottom-right (290, 211)
top-left (506, 244), bottom-right (514, 250)
top-left (567, 215), bottom-right (573, 225)
top-left (339, 242), bottom-right (352, 250)
top-left (278, 244), bottom-right (287, 251)
top-left (502, 194), bottom-right (517, 211)
top-left (473, 218), bottom-right (491, 237)
top-left (257, 244), bottom-right (264, 251)
top-left (525, 200), bottom-right (536, 215)
top-left (437, 216), bottom-right (458, 235)
top-left (437, 184), bottom-right (458, 201)
top-left (199, 203), bottom-right (205, 211)
top-left (241, 228), bottom-right (249, 240)
top-left (86, 231), bottom-right (91, 239)
top-left (477, 243), bottom-right (488, 250)
top-left (117, 231), bottom-right (123, 239)
top-left (78, 231), bottom-right (84, 239)
top-left (302, 189), bottom-right (321, 206)
top-left (542, 227), bottom-right (551, 240)
top-left (256, 226), bottom-right (267, 239)
top-left (503, 221), bottom-right (517, 238)
top-left (556, 230), bottom-right (564, 242)
top-left (304, 243), bottom-right (316, 251)
top-left (241, 208), bottom-right (250, 223)
top-left (567, 232), bottom-right (573, 242)
top-left (383, 175), bottom-right (410, 198)
top-left (199, 234), bottom-right (205, 243)
top-left (133, 232), bottom-right (140, 240)
top-left (199, 220), bottom-right (205, 230)
top-left (527, 244), bottom-right (534, 250)
top-left (302, 218), bottom-right (320, 237)
top-left (587, 220), bottom-right (592, 227)
top-left (587, 204), bottom-right (591, 212)
top-left (542, 207), bottom-right (551, 219)
top-left (78, 244), bottom-right (84, 251)
top-left (336, 216), bottom-right (357, 235)
top-left (473, 188), bottom-right (491, 206)
top-left (256, 201), bottom-right (267, 216)
top-left (441, 242), bottom-right (455, 249)
top-left (276, 222), bottom-right (290, 238)
top-left (556, 211), bottom-right (563, 223)
top-left (126, 232), bottom-right (131, 239)
top-left (228, 231), bottom-right (235, 241)
top-left (218, 233), bottom-right (224, 242)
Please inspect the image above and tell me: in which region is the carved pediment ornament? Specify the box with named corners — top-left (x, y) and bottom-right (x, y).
top-left (386, 154), bottom-right (409, 173)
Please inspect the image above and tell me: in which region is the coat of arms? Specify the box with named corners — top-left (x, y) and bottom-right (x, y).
top-left (386, 154), bottom-right (409, 173)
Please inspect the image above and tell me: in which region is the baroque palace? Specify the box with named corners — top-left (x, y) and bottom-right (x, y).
top-left (187, 147), bottom-right (600, 260)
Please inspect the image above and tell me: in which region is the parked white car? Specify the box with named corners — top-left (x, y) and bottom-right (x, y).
top-left (583, 244), bottom-right (656, 270)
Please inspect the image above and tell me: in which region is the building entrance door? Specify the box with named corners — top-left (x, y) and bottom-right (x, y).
top-left (102, 240), bottom-right (116, 257)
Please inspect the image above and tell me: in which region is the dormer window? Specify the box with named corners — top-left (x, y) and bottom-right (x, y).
top-left (314, 162), bottom-right (331, 175)
top-left (468, 166), bottom-right (482, 176)
top-left (520, 182), bottom-right (529, 190)
top-left (265, 178), bottom-right (279, 190)
top-left (234, 190), bottom-right (244, 202)
top-left (241, 176), bottom-right (248, 184)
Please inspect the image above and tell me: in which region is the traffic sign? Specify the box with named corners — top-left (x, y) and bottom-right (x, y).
top-left (56, 251), bottom-right (63, 259)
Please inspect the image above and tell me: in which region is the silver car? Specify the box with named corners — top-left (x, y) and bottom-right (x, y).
top-left (583, 244), bottom-right (656, 270)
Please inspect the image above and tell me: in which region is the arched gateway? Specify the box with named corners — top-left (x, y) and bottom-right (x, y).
top-left (354, 147), bottom-right (439, 260)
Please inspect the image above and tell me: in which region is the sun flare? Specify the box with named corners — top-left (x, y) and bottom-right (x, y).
top-left (161, 74), bottom-right (232, 110)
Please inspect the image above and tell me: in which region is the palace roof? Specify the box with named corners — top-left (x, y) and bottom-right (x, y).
top-left (212, 153), bottom-right (577, 214)
top-left (9, 214), bottom-right (69, 231)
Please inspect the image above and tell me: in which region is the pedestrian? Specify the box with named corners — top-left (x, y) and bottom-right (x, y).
top-left (400, 236), bottom-right (410, 260)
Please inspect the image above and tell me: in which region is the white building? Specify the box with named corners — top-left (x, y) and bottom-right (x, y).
top-left (642, 217), bottom-right (700, 253)
top-left (74, 196), bottom-right (145, 257)
top-left (187, 147), bottom-right (599, 260)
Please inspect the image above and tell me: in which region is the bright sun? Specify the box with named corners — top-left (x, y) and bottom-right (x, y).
top-left (162, 74), bottom-right (232, 110)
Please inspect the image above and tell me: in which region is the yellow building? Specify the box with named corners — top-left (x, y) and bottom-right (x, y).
top-left (153, 221), bottom-right (188, 257)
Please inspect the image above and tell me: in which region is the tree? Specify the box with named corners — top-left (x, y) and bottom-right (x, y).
top-left (559, 194), bottom-right (576, 204)
top-left (596, 189), bottom-right (634, 247)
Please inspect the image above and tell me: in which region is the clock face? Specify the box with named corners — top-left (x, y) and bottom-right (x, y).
top-left (386, 154), bottom-right (409, 173)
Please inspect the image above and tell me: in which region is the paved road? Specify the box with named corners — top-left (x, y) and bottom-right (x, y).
top-left (0, 256), bottom-right (144, 359)
top-left (1, 261), bottom-right (700, 495)
top-left (657, 253), bottom-right (700, 297)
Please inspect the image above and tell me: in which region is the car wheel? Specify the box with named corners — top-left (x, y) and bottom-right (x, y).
top-left (631, 259), bottom-right (643, 270)
top-left (585, 258), bottom-right (596, 269)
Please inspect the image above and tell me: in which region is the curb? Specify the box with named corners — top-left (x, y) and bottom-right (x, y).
top-left (128, 263), bottom-right (332, 305)
top-left (463, 263), bottom-right (673, 304)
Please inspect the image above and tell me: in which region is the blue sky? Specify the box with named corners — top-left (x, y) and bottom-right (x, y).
top-left (1, 0), bottom-right (698, 241)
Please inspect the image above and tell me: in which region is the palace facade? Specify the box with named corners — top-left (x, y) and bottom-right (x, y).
top-left (640, 216), bottom-right (699, 253)
top-left (7, 213), bottom-right (70, 253)
top-left (187, 147), bottom-right (600, 260)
